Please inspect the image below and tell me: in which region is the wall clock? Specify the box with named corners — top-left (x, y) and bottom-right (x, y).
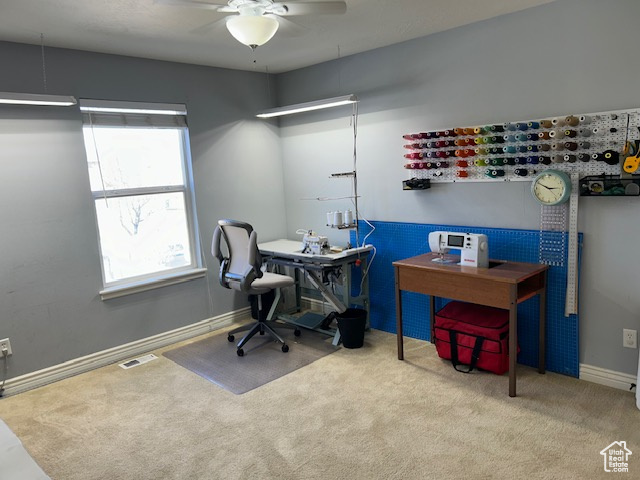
top-left (531, 169), bottom-right (571, 205)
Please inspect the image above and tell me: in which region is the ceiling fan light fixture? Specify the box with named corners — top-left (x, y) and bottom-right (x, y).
top-left (226, 14), bottom-right (279, 49)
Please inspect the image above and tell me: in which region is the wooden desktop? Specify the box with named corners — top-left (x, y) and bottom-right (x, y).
top-left (393, 252), bottom-right (548, 397)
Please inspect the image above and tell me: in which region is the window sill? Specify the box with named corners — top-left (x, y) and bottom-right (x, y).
top-left (99, 268), bottom-right (207, 300)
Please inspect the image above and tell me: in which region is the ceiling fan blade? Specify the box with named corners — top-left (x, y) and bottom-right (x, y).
top-left (265, 14), bottom-right (307, 37)
top-left (272, 1), bottom-right (347, 16)
top-left (154, 0), bottom-right (230, 12)
top-left (190, 16), bottom-right (231, 35)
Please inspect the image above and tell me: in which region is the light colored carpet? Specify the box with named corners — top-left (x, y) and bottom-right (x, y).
top-left (0, 328), bottom-right (638, 480)
top-left (163, 328), bottom-right (338, 394)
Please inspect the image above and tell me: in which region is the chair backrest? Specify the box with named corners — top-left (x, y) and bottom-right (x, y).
top-left (211, 219), bottom-right (263, 292)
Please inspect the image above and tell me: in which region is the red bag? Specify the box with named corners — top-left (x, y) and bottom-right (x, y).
top-left (434, 301), bottom-right (511, 375)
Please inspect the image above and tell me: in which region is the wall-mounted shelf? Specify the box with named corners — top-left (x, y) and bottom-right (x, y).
top-left (580, 174), bottom-right (640, 196)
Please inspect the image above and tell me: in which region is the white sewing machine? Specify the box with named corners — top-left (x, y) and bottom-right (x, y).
top-left (428, 231), bottom-right (489, 268)
top-left (297, 230), bottom-right (330, 255)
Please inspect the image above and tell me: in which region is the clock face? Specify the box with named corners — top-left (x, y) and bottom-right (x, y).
top-left (532, 170), bottom-right (571, 205)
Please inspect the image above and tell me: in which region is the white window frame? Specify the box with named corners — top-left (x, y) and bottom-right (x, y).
top-left (80, 99), bottom-right (205, 300)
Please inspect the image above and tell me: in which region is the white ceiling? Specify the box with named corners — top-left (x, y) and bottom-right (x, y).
top-left (0, 0), bottom-right (555, 73)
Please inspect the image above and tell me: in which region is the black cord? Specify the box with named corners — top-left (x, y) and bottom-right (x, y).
top-left (0, 349), bottom-right (8, 397)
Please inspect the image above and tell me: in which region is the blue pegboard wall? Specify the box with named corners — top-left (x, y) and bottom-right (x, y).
top-left (351, 221), bottom-right (581, 377)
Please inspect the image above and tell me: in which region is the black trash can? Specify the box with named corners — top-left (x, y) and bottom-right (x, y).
top-left (336, 308), bottom-right (367, 349)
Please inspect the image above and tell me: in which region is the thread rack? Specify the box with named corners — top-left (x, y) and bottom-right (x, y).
top-left (402, 107), bottom-right (640, 184)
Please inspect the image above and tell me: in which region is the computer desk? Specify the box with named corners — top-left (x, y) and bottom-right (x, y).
top-left (258, 239), bottom-right (372, 345)
top-left (393, 252), bottom-right (548, 397)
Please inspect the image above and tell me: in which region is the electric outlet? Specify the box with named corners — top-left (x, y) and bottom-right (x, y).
top-left (0, 338), bottom-right (12, 356)
top-left (623, 329), bottom-right (637, 349)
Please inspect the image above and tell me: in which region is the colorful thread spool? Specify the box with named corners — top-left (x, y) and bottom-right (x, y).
top-left (538, 144), bottom-right (552, 152)
top-left (539, 156), bottom-right (552, 165)
top-left (578, 141), bottom-right (591, 149)
top-left (526, 145), bottom-right (538, 153)
top-left (474, 159), bottom-right (488, 166)
top-left (579, 115), bottom-right (592, 125)
top-left (504, 123), bottom-right (517, 131)
top-left (526, 133), bottom-right (539, 142)
top-left (456, 170), bottom-right (468, 178)
top-left (527, 121), bottom-right (540, 129)
top-left (526, 156), bottom-right (539, 165)
top-left (552, 155), bottom-right (565, 163)
top-left (455, 160), bottom-right (469, 168)
top-left (564, 154), bottom-right (577, 163)
top-left (485, 169), bottom-right (505, 178)
top-left (540, 120), bottom-right (553, 128)
top-left (578, 153), bottom-right (590, 162)
top-left (491, 158), bottom-right (505, 166)
top-left (564, 142), bottom-right (578, 151)
top-left (514, 168), bottom-right (528, 177)
top-left (516, 122), bottom-right (528, 131)
top-left (538, 131), bottom-right (551, 140)
top-left (563, 129), bottom-right (577, 138)
top-left (475, 147), bottom-right (488, 156)
top-left (565, 116), bottom-right (580, 127)
top-left (504, 157), bottom-right (517, 166)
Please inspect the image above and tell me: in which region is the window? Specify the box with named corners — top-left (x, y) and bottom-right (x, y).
top-left (80, 100), bottom-right (204, 299)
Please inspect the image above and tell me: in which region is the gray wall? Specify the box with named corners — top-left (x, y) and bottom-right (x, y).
top-left (276, 0), bottom-right (640, 375)
top-left (0, 41), bottom-right (287, 377)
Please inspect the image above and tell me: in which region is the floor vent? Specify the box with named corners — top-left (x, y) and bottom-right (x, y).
top-left (119, 354), bottom-right (158, 370)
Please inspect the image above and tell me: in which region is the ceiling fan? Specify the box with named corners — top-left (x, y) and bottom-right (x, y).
top-left (158, 0), bottom-right (347, 49)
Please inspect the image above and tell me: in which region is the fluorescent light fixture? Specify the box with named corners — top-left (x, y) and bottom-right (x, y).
top-left (0, 91), bottom-right (77, 106)
top-left (79, 100), bottom-right (186, 115)
top-left (256, 94), bottom-right (358, 118)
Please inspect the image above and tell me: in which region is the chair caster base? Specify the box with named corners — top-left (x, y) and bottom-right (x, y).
top-left (237, 348), bottom-right (244, 357)
top-left (228, 334), bottom-right (235, 342)
top-left (281, 344), bottom-right (289, 353)
top-left (294, 329), bottom-right (301, 337)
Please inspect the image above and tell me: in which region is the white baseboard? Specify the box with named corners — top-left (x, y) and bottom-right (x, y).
top-left (580, 364), bottom-right (637, 392)
top-left (2, 307), bottom-right (250, 397)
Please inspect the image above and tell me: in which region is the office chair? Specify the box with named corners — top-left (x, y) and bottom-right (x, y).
top-left (212, 219), bottom-right (299, 356)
